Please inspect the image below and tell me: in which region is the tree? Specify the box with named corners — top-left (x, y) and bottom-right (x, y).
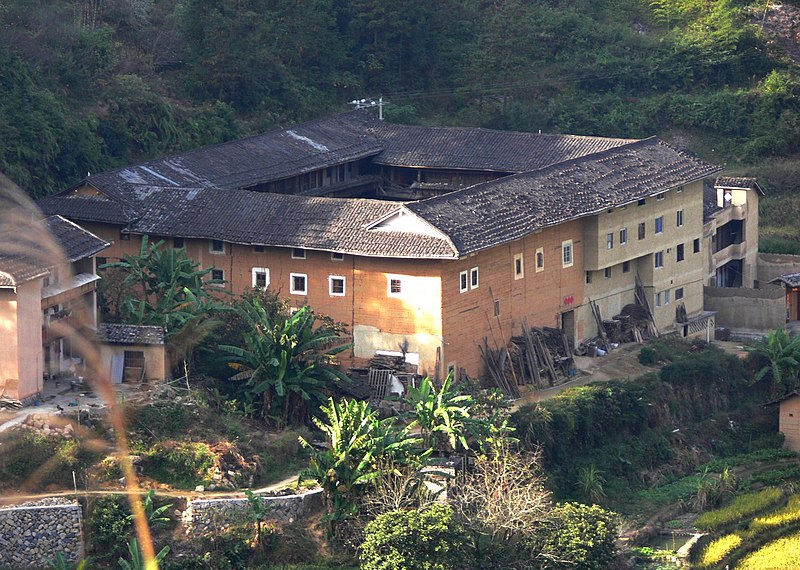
top-left (101, 236), bottom-right (225, 368)
top-left (218, 300), bottom-right (350, 426)
top-left (747, 327), bottom-right (800, 396)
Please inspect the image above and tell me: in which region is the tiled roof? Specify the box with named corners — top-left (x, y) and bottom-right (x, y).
top-left (407, 138), bottom-right (721, 255)
top-left (127, 187), bottom-right (457, 258)
top-left (369, 121), bottom-right (635, 172)
top-left (715, 176), bottom-right (765, 195)
top-left (97, 323), bottom-right (165, 345)
top-left (0, 215), bottom-right (108, 287)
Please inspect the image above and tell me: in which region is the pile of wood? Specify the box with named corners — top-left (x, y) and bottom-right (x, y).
top-left (480, 319), bottom-right (575, 397)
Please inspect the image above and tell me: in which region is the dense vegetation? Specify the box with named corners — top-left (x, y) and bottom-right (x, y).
top-left (3, 0), bottom-right (800, 203)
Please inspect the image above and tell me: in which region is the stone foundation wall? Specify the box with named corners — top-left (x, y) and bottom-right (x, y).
top-left (0, 499), bottom-right (83, 568)
top-left (183, 489), bottom-right (324, 534)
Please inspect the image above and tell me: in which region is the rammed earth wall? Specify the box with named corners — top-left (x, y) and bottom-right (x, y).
top-left (0, 500), bottom-right (83, 568)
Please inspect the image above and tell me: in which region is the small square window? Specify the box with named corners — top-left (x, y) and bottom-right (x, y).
top-left (470, 267), bottom-right (479, 289)
top-left (254, 245), bottom-right (265, 253)
top-left (676, 210), bottom-right (684, 228)
top-left (292, 248), bottom-right (306, 259)
top-left (173, 237), bottom-right (184, 249)
top-left (329, 276), bottom-right (345, 296)
top-left (620, 228), bottom-right (627, 245)
top-left (388, 277), bottom-right (402, 296)
top-left (676, 243), bottom-right (685, 262)
top-left (622, 261), bottom-right (630, 273)
top-left (252, 267), bottom-right (269, 289)
top-left (657, 192), bottom-right (666, 201)
top-left (290, 273), bottom-right (307, 295)
top-left (693, 238), bottom-right (700, 253)
top-left (514, 253), bottom-right (524, 279)
top-left (210, 239), bottom-right (225, 253)
top-left (459, 270), bottom-right (469, 293)
top-left (585, 271), bottom-right (592, 284)
top-left (562, 240), bottom-right (573, 268)
top-left (535, 248), bottom-right (544, 272)
top-left (331, 252), bottom-right (344, 261)
top-left (604, 267), bottom-right (611, 278)
top-left (606, 233), bottom-right (613, 250)
top-left (675, 287), bottom-right (684, 300)
top-left (211, 268), bottom-right (225, 284)
top-left (655, 216), bottom-right (664, 234)
top-left (638, 198), bottom-right (646, 206)
top-left (638, 222), bottom-right (646, 240)
top-left (655, 251), bottom-right (664, 268)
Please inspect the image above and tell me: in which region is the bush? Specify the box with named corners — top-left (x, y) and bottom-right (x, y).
top-left (694, 488), bottom-right (783, 531)
top-left (540, 502), bottom-right (618, 570)
top-left (360, 505), bottom-right (471, 570)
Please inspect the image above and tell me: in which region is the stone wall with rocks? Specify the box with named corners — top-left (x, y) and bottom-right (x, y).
top-left (0, 498), bottom-right (83, 568)
top-left (183, 489), bottom-right (323, 534)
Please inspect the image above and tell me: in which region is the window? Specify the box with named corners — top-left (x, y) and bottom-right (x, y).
top-left (693, 238), bottom-right (700, 253)
top-left (562, 240), bottom-right (573, 268)
top-left (620, 227), bottom-right (628, 245)
top-left (329, 276), bottom-right (345, 296)
top-left (664, 289), bottom-right (671, 305)
top-left (493, 299), bottom-right (501, 317)
top-left (655, 216), bottom-right (664, 234)
top-left (514, 253), bottom-right (524, 279)
top-left (656, 292), bottom-right (662, 307)
top-left (622, 260), bottom-right (630, 273)
top-left (459, 270), bottom-right (469, 293)
top-left (638, 222), bottom-right (646, 240)
top-left (606, 233), bottom-right (614, 250)
top-left (331, 252), bottom-right (344, 261)
top-left (657, 192), bottom-right (666, 201)
top-left (604, 267), bottom-right (611, 278)
top-left (655, 251), bottom-right (664, 268)
top-left (211, 268), bottom-right (225, 284)
top-left (388, 277), bottom-right (402, 296)
top-left (254, 245), bottom-right (265, 253)
top-left (536, 247), bottom-right (544, 272)
top-left (291, 248), bottom-right (306, 259)
top-left (210, 240), bottom-right (225, 254)
top-left (290, 273), bottom-right (307, 295)
top-left (676, 210), bottom-right (684, 228)
top-left (675, 287), bottom-right (684, 300)
top-left (676, 243), bottom-right (685, 262)
top-left (638, 198), bottom-right (646, 206)
top-left (470, 267), bottom-right (479, 289)
top-left (173, 237), bottom-right (184, 249)
top-left (585, 271), bottom-right (592, 284)
top-left (252, 267), bottom-right (269, 289)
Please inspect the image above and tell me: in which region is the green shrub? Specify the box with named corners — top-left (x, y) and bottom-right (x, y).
top-left (694, 488), bottom-right (783, 531)
top-left (360, 505), bottom-right (471, 570)
top-left (142, 441), bottom-right (216, 488)
top-left (541, 502), bottom-right (618, 570)
top-left (89, 495), bottom-right (132, 563)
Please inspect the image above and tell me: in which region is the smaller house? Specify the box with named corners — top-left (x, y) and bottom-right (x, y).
top-left (766, 391), bottom-right (800, 452)
top-left (96, 324), bottom-right (167, 384)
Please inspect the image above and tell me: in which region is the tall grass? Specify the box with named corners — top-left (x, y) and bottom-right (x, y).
top-left (694, 488), bottom-right (783, 531)
top-left (736, 530), bottom-right (800, 570)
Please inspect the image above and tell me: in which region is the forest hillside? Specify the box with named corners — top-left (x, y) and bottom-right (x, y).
top-left (3, 0), bottom-right (800, 206)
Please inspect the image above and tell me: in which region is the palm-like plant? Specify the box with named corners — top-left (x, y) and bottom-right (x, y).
top-left (747, 327), bottom-right (800, 396)
top-left (219, 300), bottom-right (350, 426)
top-left (406, 374), bottom-right (473, 452)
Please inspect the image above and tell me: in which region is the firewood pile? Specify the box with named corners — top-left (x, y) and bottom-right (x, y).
top-left (480, 320), bottom-right (576, 397)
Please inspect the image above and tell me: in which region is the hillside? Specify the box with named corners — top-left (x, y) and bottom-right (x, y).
top-left (2, 0), bottom-right (800, 203)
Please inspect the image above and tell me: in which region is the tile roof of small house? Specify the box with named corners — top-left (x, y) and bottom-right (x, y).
top-left (96, 323), bottom-right (165, 345)
top-left (0, 215), bottom-right (109, 288)
top-left (406, 138), bottom-right (721, 255)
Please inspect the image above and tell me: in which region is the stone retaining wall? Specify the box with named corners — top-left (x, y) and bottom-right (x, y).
top-left (0, 499), bottom-right (83, 568)
top-left (183, 489), bottom-right (324, 534)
